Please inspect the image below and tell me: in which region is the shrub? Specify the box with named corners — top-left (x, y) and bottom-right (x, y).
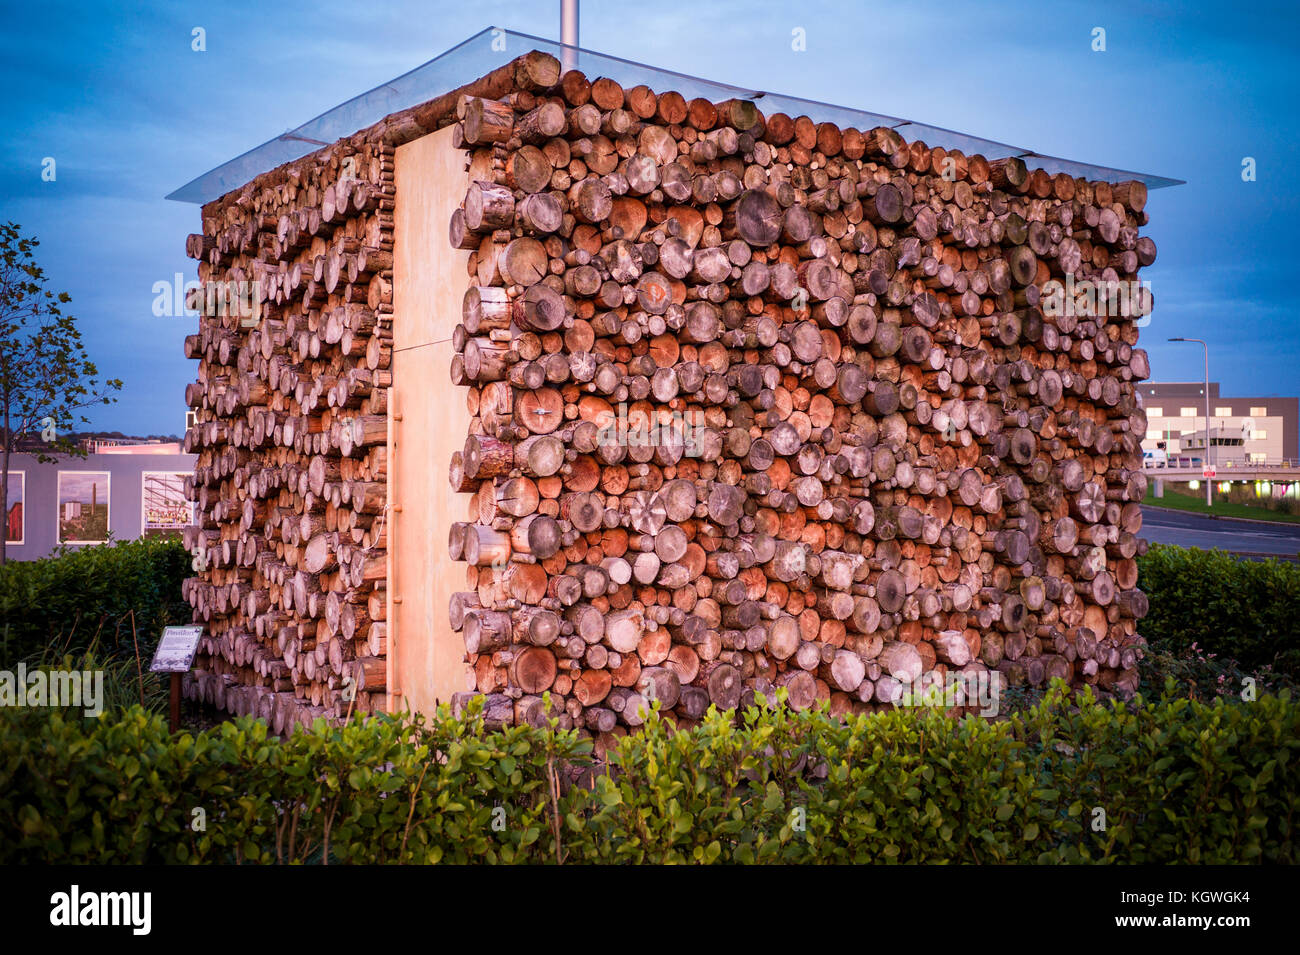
top-left (1138, 543), bottom-right (1300, 678)
top-left (1, 686), bottom-right (1295, 864)
top-left (1138, 641), bottom-right (1295, 703)
top-left (0, 538), bottom-right (190, 664)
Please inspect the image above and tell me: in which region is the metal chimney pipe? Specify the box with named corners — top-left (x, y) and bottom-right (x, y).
top-left (561, 0), bottom-right (579, 72)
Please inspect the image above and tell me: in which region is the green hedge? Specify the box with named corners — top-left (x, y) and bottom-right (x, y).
top-left (2, 686), bottom-right (1295, 864)
top-left (0, 538), bottom-right (190, 663)
top-left (1138, 543), bottom-right (1300, 678)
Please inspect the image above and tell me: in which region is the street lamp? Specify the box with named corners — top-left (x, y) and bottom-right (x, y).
top-left (1168, 337), bottom-right (1211, 507)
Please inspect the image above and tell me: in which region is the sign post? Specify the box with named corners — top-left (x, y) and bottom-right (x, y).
top-left (149, 626), bottom-right (203, 733)
top-left (169, 673), bottom-right (180, 732)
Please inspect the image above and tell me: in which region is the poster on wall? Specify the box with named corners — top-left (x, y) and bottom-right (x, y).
top-left (4, 471), bottom-right (22, 545)
top-left (141, 472), bottom-right (194, 537)
top-left (57, 471), bottom-right (110, 544)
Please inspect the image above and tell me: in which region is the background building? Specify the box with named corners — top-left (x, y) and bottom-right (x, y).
top-left (1138, 382), bottom-right (1298, 467)
top-left (3, 441), bottom-right (196, 560)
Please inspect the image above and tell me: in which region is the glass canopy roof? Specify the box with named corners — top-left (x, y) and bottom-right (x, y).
top-left (167, 27), bottom-right (1183, 204)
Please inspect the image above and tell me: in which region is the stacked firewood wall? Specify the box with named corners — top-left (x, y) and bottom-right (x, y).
top-left (444, 66), bottom-right (1155, 742)
top-left (180, 135), bottom-right (397, 734)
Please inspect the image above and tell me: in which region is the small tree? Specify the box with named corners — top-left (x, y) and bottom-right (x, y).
top-left (0, 222), bottom-right (122, 565)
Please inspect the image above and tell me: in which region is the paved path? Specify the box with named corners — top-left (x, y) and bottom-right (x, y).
top-left (1140, 506), bottom-right (1300, 560)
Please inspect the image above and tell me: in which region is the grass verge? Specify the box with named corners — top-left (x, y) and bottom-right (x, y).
top-left (1143, 487), bottom-right (1300, 524)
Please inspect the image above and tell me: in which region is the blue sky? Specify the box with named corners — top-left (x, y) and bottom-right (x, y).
top-left (2, 0), bottom-right (1296, 435)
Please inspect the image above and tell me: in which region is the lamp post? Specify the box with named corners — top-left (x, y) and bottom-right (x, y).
top-left (1169, 337), bottom-right (1211, 507)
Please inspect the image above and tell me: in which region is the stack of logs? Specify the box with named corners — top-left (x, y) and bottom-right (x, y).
top-left (176, 48), bottom-right (1155, 740)
top-left (444, 61), bottom-right (1154, 744)
top-left (180, 134), bottom-right (398, 734)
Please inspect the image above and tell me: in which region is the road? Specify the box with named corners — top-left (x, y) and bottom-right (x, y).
top-left (1140, 506), bottom-right (1300, 560)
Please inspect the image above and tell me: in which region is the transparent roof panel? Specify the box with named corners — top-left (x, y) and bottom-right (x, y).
top-left (167, 27), bottom-right (1184, 204)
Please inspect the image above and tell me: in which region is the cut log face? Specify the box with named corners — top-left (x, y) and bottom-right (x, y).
top-left (181, 49), bottom-right (1153, 734)
top-left (512, 646), bottom-right (557, 693)
top-left (730, 189), bottom-right (783, 246)
top-left (879, 642), bottom-right (923, 684)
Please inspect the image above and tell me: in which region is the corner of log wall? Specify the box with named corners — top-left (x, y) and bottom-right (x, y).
top-left (180, 111), bottom-right (403, 732)
top-left (181, 49), bottom-right (1155, 741)
top-left (179, 52), bottom-right (571, 732)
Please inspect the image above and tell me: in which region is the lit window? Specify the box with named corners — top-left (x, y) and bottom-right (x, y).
top-left (1250, 406), bottom-right (1268, 417)
top-left (1146, 429), bottom-right (1162, 439)
top-left (1146, 406), bottom-right (1163, 417)
top-left (1215, 407), bottom-right (1232, 417)
top-left (1180, 407), bottom-right (1197, 417)
top-left (1254, 429), bottom-right (1268, 440)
